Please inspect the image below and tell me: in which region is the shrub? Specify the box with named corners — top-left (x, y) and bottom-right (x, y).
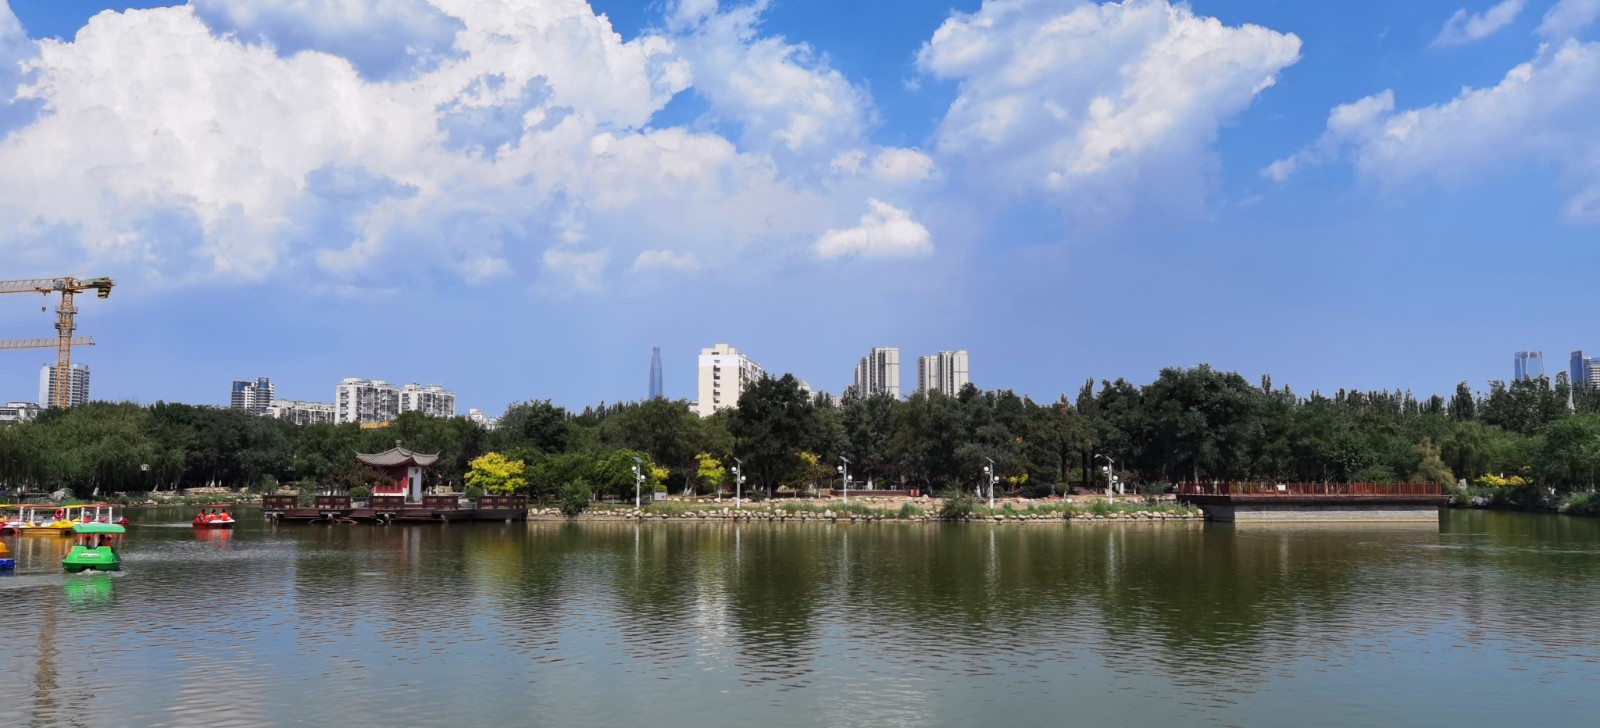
top-left (296, 479), bottom-right (320, 507)
top-left (937, 488), bottom-right (976, 520)
top-left (897, 502), bottom-right (923, 520)
top-left (464, 485), bottom-right (485, 500)
top-left (1558, 491), bottom-right (1600, 516)
top-left (559, 480), bottom-right (591, 517)
top-left (1353, 465), bottom-right (1398, 484)
top-left (349, 485), bottom-right (371, 501)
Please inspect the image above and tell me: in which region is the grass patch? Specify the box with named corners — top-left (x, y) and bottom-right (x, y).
top-left (1558, 491), bottom-right (1600, 516)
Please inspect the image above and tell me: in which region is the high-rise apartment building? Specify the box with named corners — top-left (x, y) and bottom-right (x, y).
top-left (695, 344), bottom-right (765, 418)
top-left (1514, 351), bottom-right (1545, 381)
top-left (649, 346), bottom-right (664, 400)
top-left (267, 399), bottom-right (338, 426)
top-left (230, 377), bottom-right (274, 413)
top-left (335, 378), bottom-right (400, 424)
top-left (400, 383), bottom-right (456, 418)
top-left (1573, 350), bottom-right (1593, 391)
top-left (917, 350), bottom-right (970, 396)
top-left (851, 347), bottom-right (900, 399)
top-left (38, 363), bottom-right (90, 408)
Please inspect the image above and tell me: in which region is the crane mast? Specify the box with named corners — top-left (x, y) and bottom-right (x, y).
top-left (0, 277), bottom-right (114, 409)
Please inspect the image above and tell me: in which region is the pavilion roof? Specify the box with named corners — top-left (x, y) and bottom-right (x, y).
top-left (356, 446), bottom-right (440, 468)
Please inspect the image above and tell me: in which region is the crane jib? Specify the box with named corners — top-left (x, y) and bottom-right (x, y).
top-left (0, 276), bottom-right (114, 409)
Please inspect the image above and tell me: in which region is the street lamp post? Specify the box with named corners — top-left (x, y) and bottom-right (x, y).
top-left (983, 456), bottom-right (998, 509)
top-left (1096, 454), bottom-right (1115, 504)
top-left (837, 456), bottom-right (850, 504)
top-left (732, 458), bottom-right (745, 509)
top-left (631, 457), bottom-right (644, 510)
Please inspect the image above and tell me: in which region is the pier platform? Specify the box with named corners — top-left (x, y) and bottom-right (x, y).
top-left (262, 494), bottom-right (527, 524)
top-left (1177, 483), bottom-right (1446, 523)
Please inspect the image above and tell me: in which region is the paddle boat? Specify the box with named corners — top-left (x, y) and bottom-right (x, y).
top-left (0, 539), bottom-right (13, 570)
top-left (62, 522), bottom-right (124, 572)
top-left (8, 504), bottom-right (127, 535)
top-left (192, 508), bottom-right (236, 529)
top-left (78, 504), bottom-right (129, 528)
top-left (3, 504), bottom-right (57, 533)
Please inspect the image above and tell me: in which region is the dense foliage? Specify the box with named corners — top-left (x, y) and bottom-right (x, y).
top-left (4, 366), bottom-right (1600, 503)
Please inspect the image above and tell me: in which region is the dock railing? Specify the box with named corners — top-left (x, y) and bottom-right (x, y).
top-left (1177, 482), bottom-right (1444, 497)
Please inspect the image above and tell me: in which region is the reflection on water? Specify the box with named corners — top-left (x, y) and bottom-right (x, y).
top-left (64, 573), bottom-right (115, 611)
top-left (2, 509), bottom-right (1598, 726)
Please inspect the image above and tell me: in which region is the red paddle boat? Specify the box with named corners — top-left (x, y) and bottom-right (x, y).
top-left (192, 508), bottom-right (236, 529)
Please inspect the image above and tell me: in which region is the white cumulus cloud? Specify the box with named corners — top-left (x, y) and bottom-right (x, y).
top-left (0, 1), bottom-right (885, 292)
top-left (815, 199), bottom-right (932, 260)
top-left (632, 249), bottom-right (703, 272)
top-left (1433, 1), bottom-right (1525, 48)
top-left (870, 148), bottom-right (936, 182)
top-left (1266, 40), bottom-right (1600, 223)
top-left (542, 247), bottom-right (609, 293)
top-left (0, 0), bottom-right (1306, 296)
top-left (1539, 0), bottom-right (1600, 38)
top-left (917, 0), bottom-right (1300, 221)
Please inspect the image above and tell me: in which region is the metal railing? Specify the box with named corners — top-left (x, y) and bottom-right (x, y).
top-left (1177, 482), bottom-right (1444, 496)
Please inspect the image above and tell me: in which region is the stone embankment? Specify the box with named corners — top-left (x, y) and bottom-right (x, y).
top-left (526, 508), bottom-right (1201, 523)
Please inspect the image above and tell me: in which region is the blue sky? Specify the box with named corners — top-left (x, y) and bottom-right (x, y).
top-left (1, 0), bottom-right (1597, 414)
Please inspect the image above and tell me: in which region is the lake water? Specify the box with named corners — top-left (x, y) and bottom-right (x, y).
top-left (2, 507), bottom-right (1597, 726)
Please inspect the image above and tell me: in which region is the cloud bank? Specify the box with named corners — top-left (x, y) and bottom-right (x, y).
top-left (1268, 5), bottom-right (1600, 222)
top-left (0, 0), bottom-right (1304, 292)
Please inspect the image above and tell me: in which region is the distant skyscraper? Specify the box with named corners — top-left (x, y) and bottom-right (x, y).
top-left (38, 363), bottom-right (90, 408)
top-left (649, 346), bottom-right (664, 399)
top-left (230, 377), bottom-right (274, 413)
top-left (851, 347), bottom-right (900, 399)
top-left (1514, 351), bottom-right (1544, 381)
top-left (1573, 350), bottom-right (1592, 390)
top-left (917, 350), bottom-right (970, 395)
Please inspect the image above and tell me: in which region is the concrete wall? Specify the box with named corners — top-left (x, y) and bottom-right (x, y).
top-left (1201, 503), bottom-right (1442, 522)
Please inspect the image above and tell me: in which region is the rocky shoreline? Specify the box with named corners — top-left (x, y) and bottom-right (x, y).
top-left (525, 507), bottom-right (1203, 523)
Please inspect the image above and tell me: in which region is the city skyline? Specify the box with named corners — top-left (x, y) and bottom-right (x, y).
top-left (2, 1), bottom-right (1598, 412)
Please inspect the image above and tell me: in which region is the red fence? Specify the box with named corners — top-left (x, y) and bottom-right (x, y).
top-left (1177, 482), bottom-right (1443, 497)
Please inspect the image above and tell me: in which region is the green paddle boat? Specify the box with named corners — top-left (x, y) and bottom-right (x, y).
top-left (63, 521), bottom-right (125, 573)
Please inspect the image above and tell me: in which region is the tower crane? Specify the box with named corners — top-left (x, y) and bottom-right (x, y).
top-left (0, 277), bottom-right (114, 409)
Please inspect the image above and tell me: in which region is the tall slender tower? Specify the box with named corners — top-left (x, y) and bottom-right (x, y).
top-left (649, 346), bottom-right (664, 399)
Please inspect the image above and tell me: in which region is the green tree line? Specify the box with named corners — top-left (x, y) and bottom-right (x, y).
top-left (4, 365), bottom-right (1599, 501)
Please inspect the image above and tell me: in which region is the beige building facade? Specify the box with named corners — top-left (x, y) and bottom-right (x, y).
top-left (695, 343), bottom-right (766, 417)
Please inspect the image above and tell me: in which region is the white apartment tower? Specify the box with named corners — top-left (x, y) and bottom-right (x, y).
top-left (917, 350), bottom-right (970, 396)
top-left (38, 363), bottom-right (90, 408)
top-left (335, 378), bottom-right (400, 424)
top-left (695, 344), bottom-right (766, 418)
top-left (267, 399), bottom-right (338, 426)
top-left (400, 383), bottom-right (456, 418)
top-left (467, 408), bottom-right (500, 430)
top-left (852, 347), bottom-right (900, 399)
top-left (230, 377), bottom-right (275, 413)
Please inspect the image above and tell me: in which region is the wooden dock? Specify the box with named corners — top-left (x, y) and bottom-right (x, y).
top-left (261, 495), bottom-right (527, 524)
top-left (1176, 482), bottom-right (1446, 522)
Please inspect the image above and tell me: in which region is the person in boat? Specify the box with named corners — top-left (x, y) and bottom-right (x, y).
top-left (219, 510), bottom-right (231, 521)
